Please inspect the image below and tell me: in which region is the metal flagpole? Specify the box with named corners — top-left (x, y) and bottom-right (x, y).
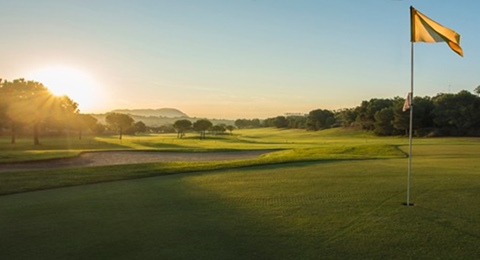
top-left (406, 41), bottom-right (414, 206)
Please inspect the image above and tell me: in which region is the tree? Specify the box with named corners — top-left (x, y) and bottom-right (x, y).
top-left (74, 114), bottom-right (98, 140)
top-left (1, 79), bottom-right (39, 144)
top-left (306, 109), bottom-right (335, 130)
top-left (0, 79), bottom-right (9, 135)
top-left (273, 116), bottom-right (288, 128)
top-left (92, 123), bottom-right (106, 135)
top-left (193, 119), bottom-right (213, 139)
top-left (105, 112), bottom-right (134, 140)
top-left (154, 124), bottom-right (176, 133)
top-left (374, 107), bottom-right (395, 136)
top-left (173, 119), bottom-right (192, 138)
top-left (234, 118), bottom-right (261, 129)
top-left (475, 85), bottom-right (480, 96)
top-left (225, 125), bottom-right (235, 135)
top-left (234, 119), bottom-right (247, 129)
top-left (432, 91), bottom-right (480, 136)
top-left (45, 95), bottom-right (80, 135)
top-left (262, 117), bottom-right (275, 127)
top-left (1, 79), bottom-right (77, 145)
top-left (411, 96), bottom-right (435, 136)
top-left (355, 99), bottom-right (393, 131)
top-left (334, 108), bottom-right (357, 127)
top-left (393, 98), bottom-right (410, 136)
top-left (211, 124), bottom-right (226, 135)
top-left (125, 121), bottom-right (147, 135)
top-left (133, 121), bottom-right (147, 134)
top-left (287, 116), bottom-right (307, 129)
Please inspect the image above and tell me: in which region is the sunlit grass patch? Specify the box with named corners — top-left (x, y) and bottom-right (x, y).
top-left (0, 142), bottom-right (407, 196)
top-left (261, 144), bottom-right (406, 161)
top-left (0, 128), bottom-right (477, 196)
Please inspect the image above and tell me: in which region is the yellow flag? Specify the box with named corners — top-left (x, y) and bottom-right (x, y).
top-left (410, 6), bottom-right (463, 57)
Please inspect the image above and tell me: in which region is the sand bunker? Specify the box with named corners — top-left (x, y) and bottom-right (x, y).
top-left (0, 150), bottom-right (272, 172)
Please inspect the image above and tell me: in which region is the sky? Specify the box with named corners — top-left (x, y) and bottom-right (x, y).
top-left (1, 0), bottom-right (479, 119)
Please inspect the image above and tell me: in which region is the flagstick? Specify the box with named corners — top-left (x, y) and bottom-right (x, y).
top-left (406, 42), bottom-right (414, 207)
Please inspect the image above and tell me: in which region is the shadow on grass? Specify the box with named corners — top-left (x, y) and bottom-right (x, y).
top-left (0, 162), bottom-right (352, 259)
top-left (0, 159), bottom-right (339, 196)
top-left (2, 155), bottom-right (480, 259)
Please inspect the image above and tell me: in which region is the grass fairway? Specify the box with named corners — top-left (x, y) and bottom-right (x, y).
top-left (1, 129), bottom-right (479, 259)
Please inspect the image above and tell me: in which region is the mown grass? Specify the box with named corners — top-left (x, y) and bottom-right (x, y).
top-left (0, 143), bottom-right (406, 196)
top-left (0, 128), bottom-right (478, 196)
top-left (0, 128), bottom-right (392, 161)
top-left (0, 128), bottom-right (479, 259)
top-left (1, 144), bottom-right (479, 259)
top-left (0, 128), bottom-right (409, 195)
top-left (1, 128), bottom-right (476, 163)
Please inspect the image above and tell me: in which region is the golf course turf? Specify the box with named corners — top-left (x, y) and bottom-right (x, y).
top-left (1, 128), bottom-right (479, 259)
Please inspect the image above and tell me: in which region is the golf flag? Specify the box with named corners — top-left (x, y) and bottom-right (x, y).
top-left (410, 6), bottom-right (463, 57)
top-left (403, 92), bottom-right (412, 112)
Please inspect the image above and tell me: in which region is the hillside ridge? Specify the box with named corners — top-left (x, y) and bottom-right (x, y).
top-left (111, 108), bottom-right (188, 118)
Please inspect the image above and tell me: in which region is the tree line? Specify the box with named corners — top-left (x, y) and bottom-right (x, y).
top-left (235, 89), bottom-right (480, 137)
top-left (172, 119), bottom-right (234, 139)
top-left (2, 78), bottom-right (479, 144)
top-left (0, 79), bottom-right (149, 144)
top-left (0, 78), bottom-right (236, 143)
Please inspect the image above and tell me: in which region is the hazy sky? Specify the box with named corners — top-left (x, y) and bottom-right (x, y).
top-left (1, 0), bottom-right (479, 119)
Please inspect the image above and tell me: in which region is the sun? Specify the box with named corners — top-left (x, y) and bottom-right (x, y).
top-left (27, 66), bottom-right (104, 112)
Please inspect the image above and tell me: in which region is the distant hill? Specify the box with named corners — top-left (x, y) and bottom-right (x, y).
top-left (111, 108), bottom-right (188, 118)
top-left (91, 108), bottom-right (234, 127)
